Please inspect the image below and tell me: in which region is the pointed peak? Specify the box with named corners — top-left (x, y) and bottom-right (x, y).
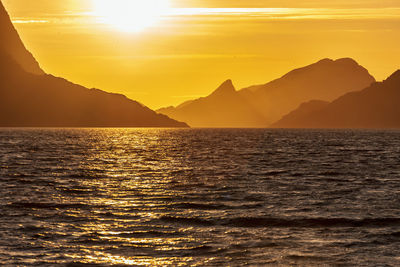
top-left (209, 79), bottom-right (236, 97)
top-left (385, 70), bottom-right (400, 83)
top-left (220, 79), bottom-right (234, 88)
top-left (0, 1), bottom-right (10, 22)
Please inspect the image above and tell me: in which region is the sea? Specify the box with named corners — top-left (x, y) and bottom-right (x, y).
top-left (0, 128), bottom-right (400, 266)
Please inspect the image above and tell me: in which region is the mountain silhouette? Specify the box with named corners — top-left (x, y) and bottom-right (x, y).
top-left (272, 71), bottom-right (400, 128)
top-left (239, 58), bottom-right (375, 125)
top-left (159, 58), bottom-right (375, 127)
top-left (158, 80), bottom-right (267, 127)
top-left (270, 100), bottom-right (330, 128)
top-left (0, 2), bottom-right (43, 75)
top-left (0, 2), bottom-right (188, 127)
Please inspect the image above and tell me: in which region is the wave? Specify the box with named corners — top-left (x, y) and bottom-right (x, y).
top-left (116, 230), bottom-right (182, 238)
top-left (168, 202), bottom-right (226, 210)
top-left (18, 225), bottom-right (46, 233)
top-left (159, 216), bottom-right (400, 228)
top-left (224, 217), bottom-right (400, 228)
top-left (6, 202), bottom-right (94, 210)
top-left (168, 202), bottom-right (262, 210)
top-left (60, 189), bottom-right (92, 195)
top-left (160, 216), bottom-right (215, 226)
top-left (66, 262), bottom-right (104, 267)
top-left (367, 231), bottom-right (400, 240)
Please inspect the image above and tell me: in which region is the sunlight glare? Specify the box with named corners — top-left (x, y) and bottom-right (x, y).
top-left (92, 0), bottom-right (170, 32)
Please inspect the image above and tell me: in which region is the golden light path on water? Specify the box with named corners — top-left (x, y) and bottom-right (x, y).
top-left (62, 190), bottom-right (197, 265)
top-left (55, 129), bottom-right (198, 265)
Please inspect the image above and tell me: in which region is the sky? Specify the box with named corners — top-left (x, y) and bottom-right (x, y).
top-left (3, 0), bottom-right (400, 109)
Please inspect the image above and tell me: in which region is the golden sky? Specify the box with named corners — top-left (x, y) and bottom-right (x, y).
top-left (3, 0), bottom-right (400, 108)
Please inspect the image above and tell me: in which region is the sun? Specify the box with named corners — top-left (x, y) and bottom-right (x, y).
top-left (92, 0), bottom-right (170, 33)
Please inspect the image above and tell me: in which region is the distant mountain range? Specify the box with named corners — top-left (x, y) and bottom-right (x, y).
top-left (272, 70), bottom-right (400, 128)
top-left (0, 2), bottom-right (188, 127)
top-left (159, 58), bottom-right (376, 127)
top-left (2, 2), bottom-right (399, 129)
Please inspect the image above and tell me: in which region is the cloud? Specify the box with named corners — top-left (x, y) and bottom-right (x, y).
top-left (164, 7), bottom-right (400, 20)
top-left (12, 19), bottom-right (49, 24)
top-left (12, 7), bottom-right (400, 26)
top-left (172, 0), bottom-right (400, 8)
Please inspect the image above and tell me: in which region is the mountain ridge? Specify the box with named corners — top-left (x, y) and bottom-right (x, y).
top-left (271, 70), bottom-right (400, 129)
top-left (238, 57), bottom-right (375, 124)
top-left (157, 80), bottom-right (267, 128)
top-left (0, 2), bottom-right (188, 128)
top-left (0, 2), bottom-right (43, 75)
top-left (159, 58), bottom-right (375, 127)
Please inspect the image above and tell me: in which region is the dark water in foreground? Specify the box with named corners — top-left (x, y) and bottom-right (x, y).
top-left (1, 129), bottom-right (400, 266)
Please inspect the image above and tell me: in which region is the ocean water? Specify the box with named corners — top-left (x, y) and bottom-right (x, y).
top-left (1, 128), bottom-right (400, 266)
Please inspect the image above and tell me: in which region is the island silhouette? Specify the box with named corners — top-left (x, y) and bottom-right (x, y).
top-left (0, 2), bottom-right (188, 128)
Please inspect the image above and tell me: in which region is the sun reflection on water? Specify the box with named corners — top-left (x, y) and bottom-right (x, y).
top-left (60, 130), bottom-right (197, 264)
top-left (82, 253), bottom-right (195, 266)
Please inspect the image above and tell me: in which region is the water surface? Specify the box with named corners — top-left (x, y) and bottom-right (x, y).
top-left (1, 129), bottom-right (400, 266)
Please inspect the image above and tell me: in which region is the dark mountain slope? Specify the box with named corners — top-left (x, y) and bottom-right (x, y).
top-left (272, 71), bottom-right (400, 129)
top-left (158, 80), bottom-right (267, 128)
top-left (239, 58), bottom-right (375, 125)
top-left (270, 100), bottom-right (329, 128)
top-left (0, 2), bottom-right (43, 75)
top-left (159, 58), bottom-right (375, 127)
top-left (0, 2), bottom-right (187, 127)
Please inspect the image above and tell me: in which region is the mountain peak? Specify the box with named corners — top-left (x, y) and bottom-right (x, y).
top-left (316, 58), bottom-right (359, 66)
top-left (279, 57), bottom-right (374, 84)
top-left (220, 79), bottom-right (234, 88)
top-left (335, 57), bottom-right (359, 65)
top-left (271, 71), bottom-right (400, 129)
top-left (316, 58), bottom-right (334, 64)
top-left (209, 79), bottom-right (236, 97)
top-left (316, 57), bottom-right (359, 65)
top-left (0, 1), bottom-right (44, 75)
top-left (385, 70), bottom-right (400, 83)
